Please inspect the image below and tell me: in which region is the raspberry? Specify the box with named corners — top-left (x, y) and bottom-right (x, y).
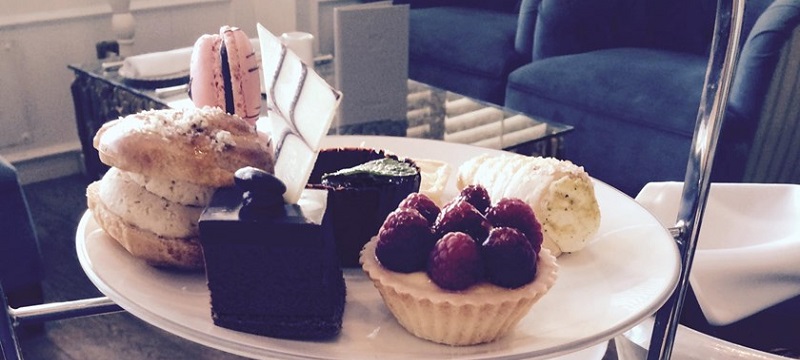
top-left (433, 198), bottom-right (492, 243)
top-left (481, 227), bottom-right (538, 288)
top-left (375, 208), bottom-right (434, 273)
top-left (485, 198), bottom-right (543, 254)
top-left (458, 184), bottom-right (491, 214)
top-left (398, 192), bottom-right (440, 225)
top-left (427, 232), bottom-right (483, 291)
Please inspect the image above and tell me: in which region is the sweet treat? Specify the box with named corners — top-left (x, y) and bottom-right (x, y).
top-left (192, 27), bottom-right (345, 339)
top-left (457, 184), bottom-right (492, 214)
top-left (373, 207), bottom-right (434, 273)
top-left (189, 25), bottom-right (262, 125)
top-left (486, 198), bottom-right (543, 254)
top-left (87, 168), bottom-right (206, 269)
top-left (88, 107), bottom-right (274, 269)
top-left (257, 23), bottom-right (342, 204)
top-left (94, 107), bottom-right (274, 188)
top-left (457, 153), bottom-right (601, 256)
top-left (199, 167), bottom-right (345, 339)
top-left (307, 147), bottom-right (421, 267)
top-left (361, 187), bottom-right (558, 346)
top-left (398, 192), bottom-right (440, 225)
top-left (412, 158), bottom-right (452, 206)
top-left (433, 197), bottom-right (493, 243)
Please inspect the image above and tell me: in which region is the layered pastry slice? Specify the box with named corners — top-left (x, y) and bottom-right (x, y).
top-left (199, 167), bottom-right (345, 339)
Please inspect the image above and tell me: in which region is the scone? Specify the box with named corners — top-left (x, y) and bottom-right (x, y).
top-left (87, 168), bottom-right (207, 269)
top-left (88, 107), bottom-right (274, 269)
top-left (457, 153), bottom-right (601, 256)
top-left (94, 107), bottom-right (273, 188)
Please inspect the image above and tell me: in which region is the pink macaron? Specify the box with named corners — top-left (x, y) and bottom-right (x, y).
top-left (189, 25), bottom-right (262, 125)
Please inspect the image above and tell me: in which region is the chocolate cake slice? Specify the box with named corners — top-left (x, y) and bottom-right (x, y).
top-left (308, 147), bottom-right (421, 267)
top-left (199, 167), bottom-right (345, 340)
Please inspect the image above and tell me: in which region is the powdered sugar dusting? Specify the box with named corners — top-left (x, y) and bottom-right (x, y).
top-left (213, 130), bottom-right (235, 151)
top-left (128, 107), bottom-right (238, 152)
top-left (524, 156), bottom-right (588, 180)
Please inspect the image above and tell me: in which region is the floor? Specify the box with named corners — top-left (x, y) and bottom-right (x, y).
top-left (17, 174), bottom-right (246, 360)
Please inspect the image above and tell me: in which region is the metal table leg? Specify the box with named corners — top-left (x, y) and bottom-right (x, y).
top-left (646, 0), bottom-right (746, 358)
top-left (1, 284), bottom-right (22, 360)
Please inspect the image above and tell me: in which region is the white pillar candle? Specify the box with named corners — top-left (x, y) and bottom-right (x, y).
top-left (108, 0), bottom-right (135, 58)
top-left (280, 32), bottom-right (314, 66)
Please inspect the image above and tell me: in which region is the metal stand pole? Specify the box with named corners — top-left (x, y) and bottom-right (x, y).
top-left (0, 282), bottom-right (123, 360)
top-left (646, 0), bottom-right (745, 358)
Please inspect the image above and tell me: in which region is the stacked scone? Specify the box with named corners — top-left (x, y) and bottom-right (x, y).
top-left (88, 106), bottom-right (274, 270)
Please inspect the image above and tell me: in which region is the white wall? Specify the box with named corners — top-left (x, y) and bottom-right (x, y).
top-left (0, 0), bottom-right (295, 184)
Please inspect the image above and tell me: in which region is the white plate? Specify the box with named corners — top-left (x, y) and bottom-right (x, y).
top-left (77, 135), bottom-right (680, 360)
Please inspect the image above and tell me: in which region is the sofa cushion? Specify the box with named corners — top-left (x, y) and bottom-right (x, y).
top-left (507, 47), bottom-right (707, 137)
top-left (532, 0), bottom-right (715, 59)
top-left (398, 0), bottom-right (521, 12)
top-left (730, 0), bottom-right (800, 121)
top-left (408, 7), bottom-right (526, 104)
top-left (640, 0), bottom-right (716, 55)
top-left (506, 85), bottom-right (693, 196)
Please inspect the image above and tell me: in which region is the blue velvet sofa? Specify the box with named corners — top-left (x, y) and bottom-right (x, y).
top-left (398, 0), bottom-right (527, 105)
top-left (0, 157), bottom-right (43, 310)
top-left (404, 0), bottom-right (800, 196)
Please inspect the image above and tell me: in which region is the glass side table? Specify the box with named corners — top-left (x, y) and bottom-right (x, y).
top-left (68, 60), bottom-right (573, 180)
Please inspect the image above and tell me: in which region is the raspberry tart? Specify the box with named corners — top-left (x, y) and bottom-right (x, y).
top-left (360, 188), bottom-right (558, 346)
